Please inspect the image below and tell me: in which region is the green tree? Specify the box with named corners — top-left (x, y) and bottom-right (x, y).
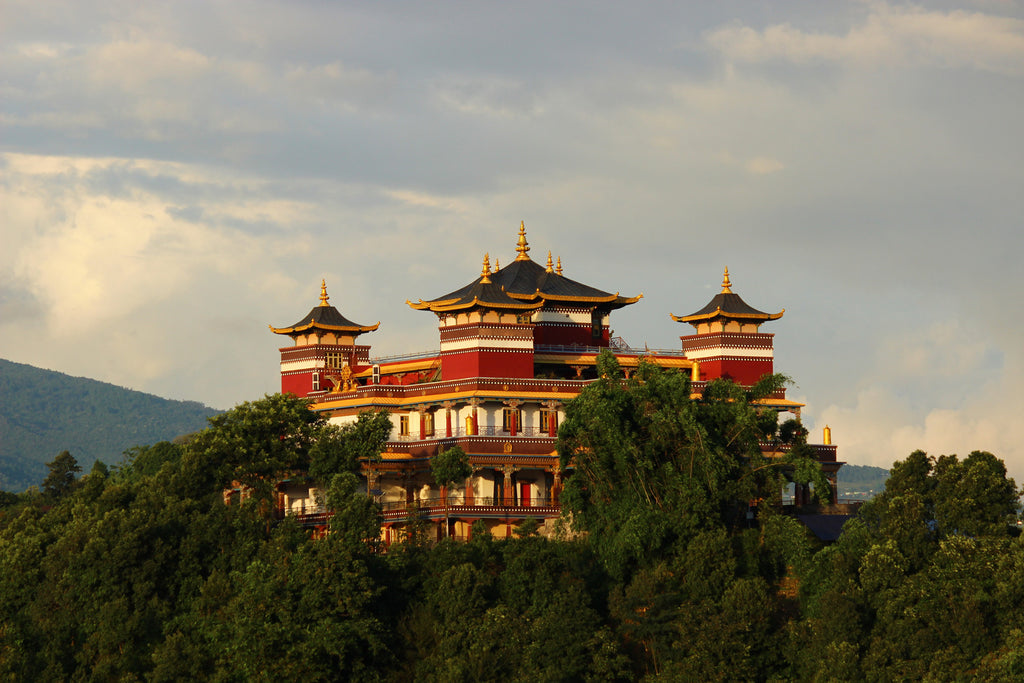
top-left (556, 351), bottom-right (827, 578)
top-left (430, 446), bottom-right (471, 539)
top-left (41, 450), bottom-right (81, 500)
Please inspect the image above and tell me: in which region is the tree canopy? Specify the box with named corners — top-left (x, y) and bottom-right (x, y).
top-left (0, 388), bottom-right (1021, 680)
top-left (556, 351), bottom-right (830, 578)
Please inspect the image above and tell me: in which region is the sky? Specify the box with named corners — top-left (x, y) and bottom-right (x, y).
top-left (2, 1), bottom-right (1023, 478)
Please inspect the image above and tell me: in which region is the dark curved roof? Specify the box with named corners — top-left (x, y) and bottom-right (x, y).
top-left (671, 268), bottom-right (783, 325)
top-left (408, 270), bottom-right (544, 313)
top-left (409, 228), bottom-right (642, 314)
top-left (271, 281), bottom-right (379, 335)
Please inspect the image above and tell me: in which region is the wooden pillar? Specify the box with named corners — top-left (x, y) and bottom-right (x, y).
top-left (418, 410), bottom-right (426, 440)
top-left (469, 399), bottom-right (480, 436)
top-left (275, 490), bottom-right (286, 520)
top-left (544, 400), bottom-right (559, 437)
top-left (444, 402), bottom-right (454, 437)
top-left (505, 399), bottom-right (521, 437)
top-left (502, 465), bottom-right (516, 506)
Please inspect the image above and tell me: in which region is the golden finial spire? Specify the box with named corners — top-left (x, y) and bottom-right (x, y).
top-left (515, 220), bottom-right (531, 261)
top-left (556, 256), bottom-right (563, 276)
top-left (494, 257), bottom-right (500, 271)
top-left (480, 253), bottom-right (492, 283)
top-left (721, 267), bottom-right (732, 293)
top-left (319, 279), bottom-right (330, 306)
top-left (545, 251), bottom-right (554, 272)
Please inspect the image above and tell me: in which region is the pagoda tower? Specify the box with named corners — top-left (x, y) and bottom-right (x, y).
top-left (407, 224), bottom-right (643, 379)
top-left (408, 254), bottom-right (543, 380)
top-left (270, 280), bottom-right (379, 397)
top-left (672, 268), bottom-right (784, 385)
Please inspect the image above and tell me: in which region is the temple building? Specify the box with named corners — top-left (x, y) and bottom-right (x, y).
top-left (267, 223), bottom-right (840, 541)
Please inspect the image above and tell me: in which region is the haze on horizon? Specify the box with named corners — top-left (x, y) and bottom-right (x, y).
top-left (2, 1), bottom-right (1022, 478)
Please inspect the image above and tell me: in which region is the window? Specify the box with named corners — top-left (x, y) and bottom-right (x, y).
top-left (311, 373), bottom-right (320, 391)
top-left (326, 352), bottom-right (344, 369)
top-left (540, 409), bottom-right (555, 433)
top-left (423, 412), bottom-right (434, 437)
top-left (372, 365), bottom-right (381, 385)
top-left (591, 310), bottom-right (602, 338)
top-left (399, 415), bottom-right (410, 436)
top-left (502, 408), bottom-right (523, 433)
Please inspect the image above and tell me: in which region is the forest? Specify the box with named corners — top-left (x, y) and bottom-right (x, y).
top-left (0, 358), bottom-right (218, 492)
top-left (0, 355), bottom-right (1021, 681)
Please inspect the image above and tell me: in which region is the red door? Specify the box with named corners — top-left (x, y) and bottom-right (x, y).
top-left (520, 482), bottom-right (531, 507)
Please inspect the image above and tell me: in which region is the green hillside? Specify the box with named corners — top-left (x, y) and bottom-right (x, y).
top-left (0, 358), bottom-right (219, 492)
top-left (837, 463), bottom-right (890, 500)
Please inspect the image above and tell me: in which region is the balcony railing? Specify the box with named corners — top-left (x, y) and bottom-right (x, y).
top-left (536, 344), bottom-right (688, 357)
top-left (379, 496), bottom-right (556, 512)
top-left (392, 426), bottom-right (555, 441)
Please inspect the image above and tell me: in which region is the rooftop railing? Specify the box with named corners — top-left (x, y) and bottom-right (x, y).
top-left (366, 345), bottom-right (690, 366)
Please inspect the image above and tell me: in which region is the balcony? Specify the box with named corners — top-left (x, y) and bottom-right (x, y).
top-left (282, 496), bottom-right (560, 527)
top-left (379, 496), bottom-right (560, 521)
top-left (392, 426), bottom-right (555, 442)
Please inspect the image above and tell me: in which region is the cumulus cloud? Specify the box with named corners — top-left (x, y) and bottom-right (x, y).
top-left (0, 0), bottom-right (1021, 475)
top-left (744, 157), bottom-right (785, 174)
top-left (705, 3), bottom-right (1024, 75)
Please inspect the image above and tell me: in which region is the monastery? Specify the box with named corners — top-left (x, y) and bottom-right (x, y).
top-left (267, 224), bottom-right (840, 541)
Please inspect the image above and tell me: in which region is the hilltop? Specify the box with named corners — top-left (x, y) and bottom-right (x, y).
top-left (836, 463), bottom-right (890, 500)
top-left (0, 358), bottom-right (219, 491)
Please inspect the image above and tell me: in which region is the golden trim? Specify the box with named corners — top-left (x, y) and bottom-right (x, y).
top-left (269, 320), bottom-right (381, 335)
top-left (515, 221), bottom-right (531, 261)
top-left (480, 253), bottom-right (492, 283)
top-left (428, 297), bottom-right (545, 313)
top-left (670, 308), bottom-right (785, 324)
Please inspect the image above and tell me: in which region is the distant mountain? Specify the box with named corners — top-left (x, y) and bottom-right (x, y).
top-left (0, 358), bottom-right (220, 492)
top-left (837, 463), bottom-right (890, 500)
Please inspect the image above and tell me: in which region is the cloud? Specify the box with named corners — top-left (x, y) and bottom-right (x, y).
top-left (744, 157), bottom-right (785, 174)
top-left (806, 319), bottom-right (1023, 480)
top-left (706, 3), bottom-right (1024, 75)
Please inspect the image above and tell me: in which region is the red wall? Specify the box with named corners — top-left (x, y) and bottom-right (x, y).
top-left (697, 357), bottom-right (774, 386)
top-left (534, 323), bottom-right (609, 347)
top-left (281, 372), bottom-right (314, 397)
top-left (441, 349), bottom-right (535, 380)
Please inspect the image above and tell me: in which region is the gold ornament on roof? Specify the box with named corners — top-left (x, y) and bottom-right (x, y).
top-left (515, 221), bottom-right (531, 261)
top-left (319, 279), bottom-right (330, 306)
top-left (480, 253), bottom-right (492, 283)
top-left (556, 256), bottom-right (563, 275)
top-left (721, 267), bottom-right (732, 293)
top-left (494, 258), bottom-right (500, 271)
top-left (545, 251), bottom-right (554, 273)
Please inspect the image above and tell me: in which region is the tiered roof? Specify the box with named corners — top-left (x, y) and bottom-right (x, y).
top-left (408, 223), bottom-right (642, 314)
top-left (407, 254), bottom-right (544, 313)
top-left (671, 268), bottom-right (783, 326)
top-left (271, 280), bottom-right (380, 336)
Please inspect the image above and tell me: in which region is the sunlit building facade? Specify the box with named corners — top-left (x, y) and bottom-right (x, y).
top-left (268, 224), bottom-right (840, 540)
